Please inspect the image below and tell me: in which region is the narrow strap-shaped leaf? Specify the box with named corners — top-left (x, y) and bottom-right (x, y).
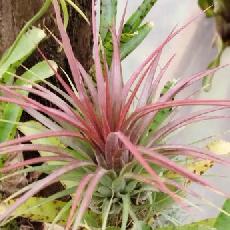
top-left (155, 218), bottom-right (215, 229)
top-left (214, 199), bottom-right (230, 230)
top-left (72, 168), bottom-right (106, 230)
top-left (64, 0), bottom-right (89, 24)
top-left (115, 132), bottom-right (183, 205)
top-left (101, 195), bottom-right (114, 230)
top-left (100, 0), bottom-right (117, 41)
top-left (0, 0), bottom-right (51, 67)
top-left (198, 0), bottom-right (215, 17)
top-left (66, 174), bottom-right (94, 229)
top-left (49, 201), bottom-right (72, 229)
top-left (0, 61), bottom-right (57, 143)
top-left (121, 195), bottom-right (130, 230)
top-left (59, 0), bottom-right (69, 28)
top-left (125, 99), bottom-right (230, 130)
top-left (202, 35), bottom-right (224, 91)
top-left (123, 0), bottom-right (157, 34)
top-left (120, 22), bottom-right (153, 60)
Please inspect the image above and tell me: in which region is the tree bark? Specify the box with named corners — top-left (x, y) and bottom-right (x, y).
top-left (0, 0), bottom-right (43, 56)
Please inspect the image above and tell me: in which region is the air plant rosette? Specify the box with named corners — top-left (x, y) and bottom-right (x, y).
top-left (0, 0), bottom-right (229, 229)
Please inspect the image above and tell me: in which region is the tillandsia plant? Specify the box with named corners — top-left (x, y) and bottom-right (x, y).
top-left (0, 0), bottom-right (230, 229)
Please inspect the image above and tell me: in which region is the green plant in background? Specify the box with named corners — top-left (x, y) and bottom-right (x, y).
top-left (0, 0), bottom-right (230, 229)
top-left (100, 0), bottom-right (156, 64)
top-left (198, 0), bottom-right (230, 91)
top-left (0, 27), bottom-right (58, 170)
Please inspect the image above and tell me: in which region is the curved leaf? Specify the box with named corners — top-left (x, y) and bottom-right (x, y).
top-left (123, 0), bottom-right (157, 33)
top-left (214, 199), bottom-right (230, 230)
top-left (0, 61), bottom-right (57, 142)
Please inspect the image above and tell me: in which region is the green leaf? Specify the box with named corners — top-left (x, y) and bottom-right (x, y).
top-left (214, 199), bottom-right (230, 230)
top-left (64, 0), bottom-right (89, 24)
top-left (120, 22), bottom-right (153, 60)
top-left (156, 218), bottom-right (215, 230)
top-left (102, 196), bottom-right (114, 230)
top-left (112, 177), bottom-right (125, 193)
top-left (104, 23), bottom-right (153, 65)
top-left (121, 195), bottom-right (130, 230)
top-left (18, 121), bottom-right (64, 157)
top-left (202, 35), bottom-right (224, 92)
top-left (133, 221), bottom-right (152, 230)
top-left (123, 0), bottom-right (157, 34)
top-left (0, 197), bottom-right (68, 225)
top-left (0, 27), bottom-right (46, 79)
top-left (83, 210), bottom-right (102, 228)
top-left (50, 201), bottom-right (71, 227)
top-left (59, 0), bottom-right (69, 28)
top-left (16, 60), bottom-right (57, 86)
top-left (18, 121), bottom-right (91, 188)
top-left (0, 61), bottom-right (57, 143)
top-left (102, 0), bottom-right (156, 65)
top-left (0, 0), bottom-right (52, 66)
top-left (100, 0), bottom-right (117, 41)
top-left (198, 0), bottom-right (215, 17)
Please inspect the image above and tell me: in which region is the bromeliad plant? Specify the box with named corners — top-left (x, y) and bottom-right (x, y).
top-left (0, 0), bottom-right (230, 229)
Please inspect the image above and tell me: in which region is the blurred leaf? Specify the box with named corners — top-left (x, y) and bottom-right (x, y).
top-left (156, 218), bottom-right (215, 229)
top-left (84, 210), bottom-right (102, 228)
top-left (103, 0), bottom-right (156, 65)
top-left (207, 140), bottom-right (230, 155)
top-left (123, 0), bottom-right (157, 33)
top-left (102, 196), bottom-right (114, 230)
top-left (165, 159), bottom-right (214, 180)
top-left (100, 0), bottom-right (117, 41)
top-left (0, 27), bottom-right (46, 79)
top-left (18, 121), bottom-right (64, 157)
top-left (198, 0), bottom-right (215, 17)
top-left (0, 197), bottom-right (68, 225)
top-left (64, 0), bottom-right (89, 24)
top-left (59, 0), bottom-right (69, 28)
top-left (0, 0), bottom-right (52, 68)
top-left (121, 195), bottom-right (130, 230)
top-left (214, 199), bottom-right (230, 230)
top-left (16, 60), bottom-right (57, 86)
top-left (120, 22), bottom-right (153, 60)
top-left (133, 221), bottom-right (152, 230)
top-left (202, 35), bottom-right (224, 91)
